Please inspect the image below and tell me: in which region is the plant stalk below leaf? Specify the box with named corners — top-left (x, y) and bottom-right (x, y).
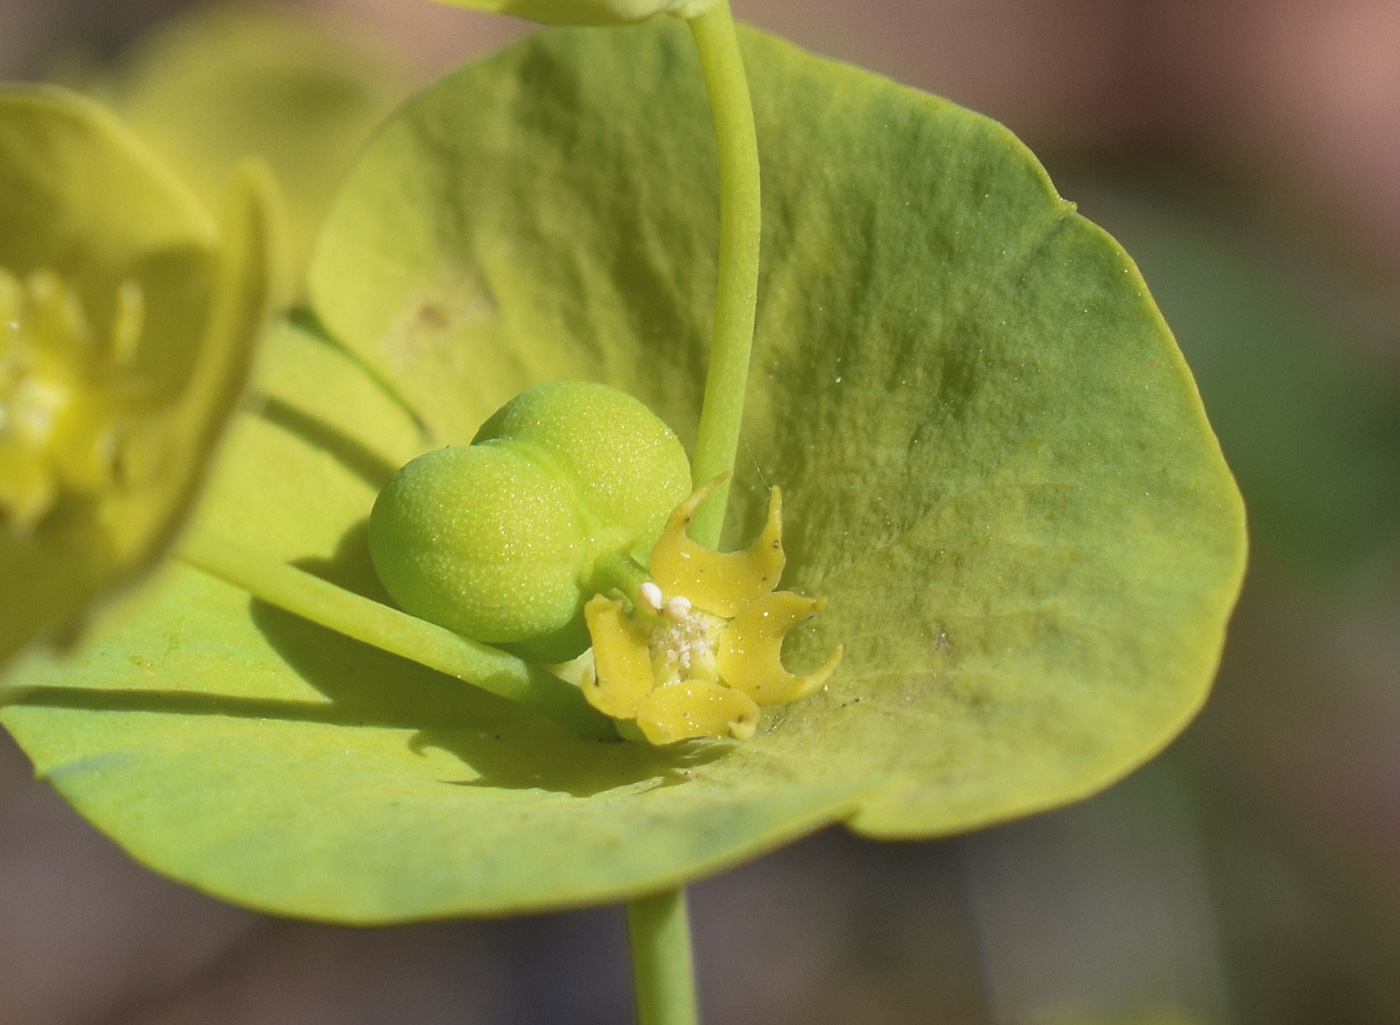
top-left (628, 888), bottom-right (700, 1025)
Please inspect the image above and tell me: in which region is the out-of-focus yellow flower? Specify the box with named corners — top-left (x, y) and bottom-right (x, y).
top-left (0, 86), bottom-right (280, 668)
top-left (1, 270), bottom-right (146, 533)
top-left (582, 479), bottom-right (842, 744)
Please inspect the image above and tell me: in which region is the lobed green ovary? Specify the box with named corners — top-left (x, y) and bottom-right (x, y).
top-left (0, 268), bottom-right (150, 534)
top-left (473, 379), bottom-right (695, 560)
top-left (368, 443), bottom-right (588, 648)
top-left (368, 381), bottom-right (692, 662)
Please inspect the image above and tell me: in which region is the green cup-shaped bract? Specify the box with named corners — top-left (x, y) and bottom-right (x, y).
top-left (0, 23), bottom-right (1245, 925)
top-left (370, 380), bottom-right (691, 661)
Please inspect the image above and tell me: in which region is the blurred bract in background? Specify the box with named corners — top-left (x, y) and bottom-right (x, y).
top-left (2, 1), bottom-right (1398, 1023)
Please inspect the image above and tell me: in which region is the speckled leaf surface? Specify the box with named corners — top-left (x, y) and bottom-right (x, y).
top-left (1, 23), bottom-right (1245, 922)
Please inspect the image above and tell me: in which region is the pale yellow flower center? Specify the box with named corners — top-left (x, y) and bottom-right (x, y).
top-left (648, 601), bottom-right (724, 689)
top-left (0, 268), bottom-right (145, 534)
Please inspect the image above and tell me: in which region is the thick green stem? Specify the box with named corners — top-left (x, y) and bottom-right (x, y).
top-left (627, 888), bottom-right (700, 1025)
top-left (179, 529), bottom-right (615, 741)
top-left (687, 0), bottom-right (761, 549)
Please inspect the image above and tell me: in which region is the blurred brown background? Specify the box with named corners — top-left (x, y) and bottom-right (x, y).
top-left (2, 2), bottom-right (1399, 1023)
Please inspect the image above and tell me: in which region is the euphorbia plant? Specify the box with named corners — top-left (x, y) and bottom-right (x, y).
top-left (0, 3), bottom-right (1246, 1022)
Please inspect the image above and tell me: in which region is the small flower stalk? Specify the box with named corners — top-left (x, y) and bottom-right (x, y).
top-left (583, 477), bottom-right (842, 744)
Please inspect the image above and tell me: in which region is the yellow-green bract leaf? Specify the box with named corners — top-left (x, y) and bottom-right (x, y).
top-left (0, 85), bottom-right (279, 668)
top-left (87, 4), bottom-right (414, 287)
top-left (0, 23), bottom-right (1245, 922)
top-left (430, 0), bottom-right (713, 27)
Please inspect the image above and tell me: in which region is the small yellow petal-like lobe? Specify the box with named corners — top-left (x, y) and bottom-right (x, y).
top-left (716, 591), bottom-right (843, 706)
top-left (635, 679), bottom-right (760, 744)
top-left (649, 480), bottom-right (784, 617)
top-left (51, 393), bottom-right (127, 496)
top-left (581, 593), bottom-right (653, 719)
top-left (0, 445), bottom-right (55, 533)
top-left (580, 484), bottom-right (838, 745)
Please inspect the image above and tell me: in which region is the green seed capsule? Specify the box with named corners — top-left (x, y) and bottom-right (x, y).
top-left (369, 443), bottom-right (586, 646)
top-left (473, 380), bottom-right (691, 559)
top-left (369, 381), bottom-right (691, 662)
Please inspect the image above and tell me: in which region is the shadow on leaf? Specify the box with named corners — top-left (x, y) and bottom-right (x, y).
top-left (256, 394), bottom-right (401, 491)
top-left (235, 517), bottom-right (725, 797)
top-left (293, 516), bottom-right (392, 602)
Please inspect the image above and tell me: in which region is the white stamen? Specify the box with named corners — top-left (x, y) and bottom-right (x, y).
top-left (638, 580), bottom-right (664, 612)
top-left (662, 595), bottom-right (692, 623)
top-left (648, 605), bottom-right (723, 689)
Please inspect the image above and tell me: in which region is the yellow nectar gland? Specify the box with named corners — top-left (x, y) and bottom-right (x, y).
top-left (582, 480), bottom-right (843, 745)
top-left (0, 268), bottom-right (146, 535)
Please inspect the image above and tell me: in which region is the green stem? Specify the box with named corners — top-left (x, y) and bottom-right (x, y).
top-left (621, 9), bottom-right (763, 1019)
top-left (586, 549), bottom-right (654, 605)
top-left (620, 16), bottom-right (760, 1018)
top-left (627, 888), bottom-right (700, 1025)
top-left (179, 529), bottom-right (616, 741)
top-left (687, 0), bottom-right (761, 549)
